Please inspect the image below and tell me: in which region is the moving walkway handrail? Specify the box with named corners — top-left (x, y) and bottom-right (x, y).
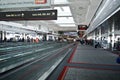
top-left (0, 43), bottom-right (72, 73)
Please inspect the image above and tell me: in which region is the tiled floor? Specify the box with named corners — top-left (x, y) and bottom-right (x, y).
top-left (64, 67), bottom-right (120, 80)
top-left (71, 45), bottom-right (119, 65)
top-left (61, 44), bottom-right (120, 80)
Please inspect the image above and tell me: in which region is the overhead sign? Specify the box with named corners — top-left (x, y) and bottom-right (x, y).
top-left (78, 25), bottom-right (88, 31)
top-left (35, 0), bottom-right (47, 4)
top-left (64, 32), bottom-right (77, 36)
top-left (0, 10), bottom-right (57, 21)
top-left (0, 0), bottom-right (50, 9)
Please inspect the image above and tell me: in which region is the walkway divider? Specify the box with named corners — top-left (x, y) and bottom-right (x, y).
top-left (38, 44), bottom-right (73, 80)
top-left (57, 44), bottom-right (78, 80)
top-left (57, 66), bottom-right (69, 80)
top-left (67, 44), bottom-right (78, 63)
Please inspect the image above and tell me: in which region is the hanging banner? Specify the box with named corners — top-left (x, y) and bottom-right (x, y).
top-left (0, 0), bottom-right (50, 9)
top-left (0, 10), bottom-right (57, 21)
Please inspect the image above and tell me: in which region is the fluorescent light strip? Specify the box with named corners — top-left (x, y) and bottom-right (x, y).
top-left (94, 7), bottom-right (120, 30)
top-left (92, 0), bottom-right (111, 23)
top-left (86, 6), bottom-right (120, 35)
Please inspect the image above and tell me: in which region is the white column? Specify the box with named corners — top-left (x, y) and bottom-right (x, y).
top-left (111, 18), bottom-right (115, 51)
top-left (2, 31), bottom-right (5, 41)
top-left (93, 31), bottom-right (96, 46)
top-left (22, 33), bottom-right (26, 41)
top-left (99, 27), bottom-right (102, 42)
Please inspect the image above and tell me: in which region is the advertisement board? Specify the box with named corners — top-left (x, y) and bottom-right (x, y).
top-left (0, 0), bottom-right (51, 9)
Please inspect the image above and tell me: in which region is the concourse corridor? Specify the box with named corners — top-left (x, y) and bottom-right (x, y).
top-left (48, 43), bottom-right (120, 80)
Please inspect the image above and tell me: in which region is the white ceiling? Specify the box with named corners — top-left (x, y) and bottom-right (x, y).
top-left (12, 0), bottom-right (102, 32)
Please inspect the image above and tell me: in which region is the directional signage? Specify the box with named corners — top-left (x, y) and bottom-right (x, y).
top-left (0, 10), bottom-right (57, 21)
top-left (0, 0), bottom-right (50, 9)
top-left (64, 32), bottom-right (77, 36)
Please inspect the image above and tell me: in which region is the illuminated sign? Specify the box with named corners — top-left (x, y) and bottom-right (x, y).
top-left (78, 25), bottom-right (88, 30)
top-left (35, 0), bottom-right (47, 4)
top-left (0, 0), bottom-right (50, 9)
top-left (0, 10), bottom-right (57, 21)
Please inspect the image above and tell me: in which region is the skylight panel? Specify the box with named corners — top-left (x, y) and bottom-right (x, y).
top-left (54, 6), bottom-right (72, 16)
top-left (59, 24), bottom-right (76, 27)
top-left (53, 17), bottom-right (74, 24)
top-left (54, 0), bottom-right (69, 4)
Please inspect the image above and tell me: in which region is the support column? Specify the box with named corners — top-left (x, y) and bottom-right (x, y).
top-left (99, 27), bottom-right (102, 42)
top-left (108, 22), bottom-right (111, 50)
top-left (93, 31), bottom-right (96, 46)
top-left (111, 17), bottom-right (115, 51)
top-left (0, 31), bottom-right (2, 42)
top-left (2, 31), bottom-right (4, 41)
top-left (0, 31), bottom-right (6, 42)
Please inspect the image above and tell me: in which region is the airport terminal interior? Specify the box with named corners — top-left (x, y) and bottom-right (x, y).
top-left (0, 0), bottom-right (120, 80)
